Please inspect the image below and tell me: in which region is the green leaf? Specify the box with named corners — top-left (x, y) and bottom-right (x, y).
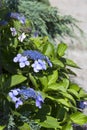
top-left (57, 99), bottom-right (71, 107)
top-left (3, 75), bottom-right (27, 88)
top-left (62, 122), bottom-right (73, 130)
top-left (59, 92), bottom-right (76, 105)
top-left (43, 43), bottom-right (54, 57)
top-left (39, 76), bottom-right (48, 88)
top-left (47, 83), bottom-right (66, 92)
top-left (70, 112), bottom-right (87, 125)
top-left (66, 58), bottom-right (79, 68)
top-left (61, 78), bottom-right (69, 89)
top-left (0, 126), bottom-right (6, 130)
top-left (52, 59), bottom-right (64, 67)
top-left (48, 70), bottom-right (58, 85)
top-left (57, 43), bottom-right (67, 57)
top-left (68, 89), bottom-right (79, 99)
top-left (18, 123), bottom-right (30, 130)
top-left (39, 116), bottom-right (61, 129)
top-left (29, 73), bottom-right (39, 89)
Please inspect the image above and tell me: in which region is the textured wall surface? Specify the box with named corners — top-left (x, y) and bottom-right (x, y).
top-left (50, 0), bottom-right (87, 91)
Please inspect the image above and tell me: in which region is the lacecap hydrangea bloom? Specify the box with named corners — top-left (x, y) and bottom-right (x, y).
top-left (13, 50), bottom-right (52, 72)
top-left (9, 87), bottom-right (44, 109)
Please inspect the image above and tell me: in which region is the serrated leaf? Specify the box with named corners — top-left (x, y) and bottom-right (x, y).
top-left (57, 43), bottom-right (67, 57)
top-left (70, 112), bottom-right (87, 125)
top-left (40, 116), bottom-right (61, 129)
top-left (48, 70), bottom-right (58, 85)
top-left (3, 75), bottom-right (27, 88)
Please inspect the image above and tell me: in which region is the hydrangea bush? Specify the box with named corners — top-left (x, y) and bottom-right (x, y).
top-left (0, 4), bottom-right (87, 130)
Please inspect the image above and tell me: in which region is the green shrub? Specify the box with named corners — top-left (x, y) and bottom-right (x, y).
top-left (0, 7), bottom-right (87, 129)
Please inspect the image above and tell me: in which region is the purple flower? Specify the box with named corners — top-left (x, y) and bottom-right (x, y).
top-left (10, 27), bottom-right (17, 36)
top-left (9, 87), bottom-right (44, 109)
top-left (15, 98), bottom-right (23, 108)
top-left (79, 101), bottom-right (87, 109)
top-left (18, 16), bottom-right (26, 24)
top-left (7, 12), bottom-right (26, 24)
top-left (9, 89), bottom-right (23, 108)
top-left (18, 33), bottom-right (26, 42)
top-left (9, 12), bottom-right (20, 20)
top-left (36, 92), bottom-right (44, 109)
top-left (34, 31), bottom-right (39, 37)
top-left (13, 54), bottom-right (30, 68)
top-left (31, 59), bottom-right (47, 73)
top-left (13, 54), bottom-right (22, 63)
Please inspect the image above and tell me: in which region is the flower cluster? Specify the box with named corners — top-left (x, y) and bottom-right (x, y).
top-left (23, 50), bottom-right (52, 67)
top-left (32, 59), bottom-right (46, 73)
top-left (9, 87), bottom-right (44, 109)
top-left (13, 54), bottom-right (30, 68)
top-left (8, 12), bottom-right (26, 24)
top-left (13, 50), bottom-right (52, 72)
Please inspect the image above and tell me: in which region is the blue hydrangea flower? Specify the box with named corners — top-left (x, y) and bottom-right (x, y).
top-left (20, 87), bottom-right (36, 100)
top-left (36, 92), bottom-right (44, 108)
top-left (9, 89), bottom-right (23, 108)
top-left (18, 32), bottom-right (26, 42)
top-left (31, 59), bottom-right (47, 73)
top-left (15, 97), bottom-right (23, 108)
top-left (10, 27), bottom-right (17, 36)
top-left (23, 50), bottom-right (45, 60)
top-left (34, 31), bottom-right (39, 37)
top-left (9, 87), bottom-right (44, 109)
top-left (23, 50), bottom-right (52, 67)
top-left (18, 16), bottom-right (26, 24)
top-left (13, 54), bottom-right (30, 68)
top-left (0, 20), bottom-right (8, 26)
top-left (7, 12), bottom-right (26, 24)
top-left (79, 101), bottom-right (87, 109)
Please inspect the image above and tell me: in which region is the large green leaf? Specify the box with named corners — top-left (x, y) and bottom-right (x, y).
top-left (3, 75), bottom-right (27, 88)
top-left (48, 70), bottom-right (58, 85)
top-left (46, 83), bottom-right (66, 92)
top-left (57, 43), bottom-right (67, 57)
top-left (39, 116), bottom-right (61, 129)
top-left (70, 112), bottom-right (87, 125)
